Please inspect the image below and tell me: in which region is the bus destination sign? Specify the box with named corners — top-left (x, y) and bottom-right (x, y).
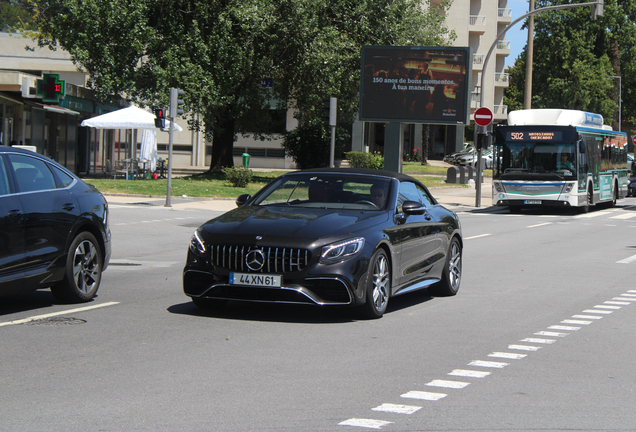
top-left (506, 131), bottom-right (563, 142)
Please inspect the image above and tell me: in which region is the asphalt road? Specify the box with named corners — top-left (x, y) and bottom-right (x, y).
top-left (2, 199), bottom-right (636, 431)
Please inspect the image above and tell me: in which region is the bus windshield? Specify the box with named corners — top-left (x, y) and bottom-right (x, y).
top-left (495, 141), bottom-right (577, 180)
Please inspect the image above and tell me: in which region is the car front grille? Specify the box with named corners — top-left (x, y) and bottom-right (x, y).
top-left (211, 245), bottom-right (310, 273)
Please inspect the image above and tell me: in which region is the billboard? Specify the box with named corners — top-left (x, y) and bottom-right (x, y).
top-left (359, 46), bottom-right (471, 125)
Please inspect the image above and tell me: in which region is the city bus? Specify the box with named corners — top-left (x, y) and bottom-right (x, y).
top-left (492, 109), bottom-right (628, 213)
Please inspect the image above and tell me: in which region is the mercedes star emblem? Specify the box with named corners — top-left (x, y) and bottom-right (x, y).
top-left (245, 249), bottom-right (265, 271)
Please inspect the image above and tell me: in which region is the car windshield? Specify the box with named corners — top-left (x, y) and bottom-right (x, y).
top-left (252, 174), bottom-right (392, 210)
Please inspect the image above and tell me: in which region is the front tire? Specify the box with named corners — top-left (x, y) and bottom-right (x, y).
top-left (361, 249), bottom-right (390, 319)
top-left (430, 237), bottom-right (462, 297)
top-left (51, 232), bottom-right (103, 303)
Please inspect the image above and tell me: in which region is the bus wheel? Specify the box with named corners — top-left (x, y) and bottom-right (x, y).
top-left (610, 182), bottom-right (618, 207)
top-left (581, 185), bottom-right (592, 213)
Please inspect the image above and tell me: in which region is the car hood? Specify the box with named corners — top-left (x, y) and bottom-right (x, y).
top-left (199, 205), bottom-right (389, 240)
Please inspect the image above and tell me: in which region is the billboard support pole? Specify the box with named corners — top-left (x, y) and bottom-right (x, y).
top-left (384, 123), bottom-right (402, 173)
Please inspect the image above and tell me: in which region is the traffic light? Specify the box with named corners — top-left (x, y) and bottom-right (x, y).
top-left (154, 108), bottom-right (166, 129)
top-left (591, 0), bottom-right (603, 19)
top-left (321, 97), bottom-right (337, 126)
top-left (170, 87), bottom-right (185, 118)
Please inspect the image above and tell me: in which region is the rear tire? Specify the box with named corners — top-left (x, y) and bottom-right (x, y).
top-left (430, 237), bottom-right (462, 297)
top-left (51, 232), bottom-right (103, 303)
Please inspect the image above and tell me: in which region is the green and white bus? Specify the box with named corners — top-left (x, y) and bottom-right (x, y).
top-left (493, 109), bottom-right (628, 213)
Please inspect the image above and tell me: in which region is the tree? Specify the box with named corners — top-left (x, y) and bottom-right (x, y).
top-left (505, 0), bottom-right (636, 127)
top-left (1, 0), bottom-right (35, 32)
top-left (29, 0), bottom-right (455, 169)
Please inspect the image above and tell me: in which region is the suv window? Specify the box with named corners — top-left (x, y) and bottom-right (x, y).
top-left (9, 154), bottom-right (56, 193)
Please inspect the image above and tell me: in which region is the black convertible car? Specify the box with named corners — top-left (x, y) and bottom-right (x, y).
top-left (183, 168), bottom-right (462, 318)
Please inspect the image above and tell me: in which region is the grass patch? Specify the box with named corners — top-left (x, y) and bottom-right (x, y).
top-left (83, 168), bottom-right (470, 199)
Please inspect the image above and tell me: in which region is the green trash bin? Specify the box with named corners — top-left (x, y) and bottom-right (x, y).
top-left (242, 153), bottom-right (250, 167)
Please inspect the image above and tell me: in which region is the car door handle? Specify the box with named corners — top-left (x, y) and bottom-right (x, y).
top-left (7, 209), bottom-right (22, 219)
top-left (62, 203), bottom-right (76, 211)
top-left (424, 212), bottom-right (432, 221)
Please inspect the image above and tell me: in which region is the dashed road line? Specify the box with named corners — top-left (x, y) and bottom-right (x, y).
top-left (527, 222), bottom-right (553, 228)
top-left (448, 369), bottom-right (491, 378)
top-left (616, 253), bottom-right (636, 264)
top-left (338, 291), bottom-right (633, 429)
top-left (464, 234), bottom-right (491, 240)
top-left (425, 379), bottom-right (470, 389)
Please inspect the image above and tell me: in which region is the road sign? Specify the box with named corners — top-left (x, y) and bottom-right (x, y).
top-left (474, 107), bottom-right (493, 127)
top-left (632, 135), bottom-right (636, 146)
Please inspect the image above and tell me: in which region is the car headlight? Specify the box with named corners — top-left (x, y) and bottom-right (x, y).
top-left (189, 229), bottom-right (206, 255)
top-left (320, 237), bottom-right (365, 264)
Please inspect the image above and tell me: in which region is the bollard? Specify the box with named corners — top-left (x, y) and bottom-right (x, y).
top-left (458, 166), bottom-right (467, 184)
top-left (446, 166), bottom-right (459, 184)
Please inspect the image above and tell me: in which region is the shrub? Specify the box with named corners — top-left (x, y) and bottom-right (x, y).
top-left (223, 166), bottom-right (253, 188)
top-left (345, 151), bottom-right (384, 170)
top-left (281, 119), bottom-right (348, 170)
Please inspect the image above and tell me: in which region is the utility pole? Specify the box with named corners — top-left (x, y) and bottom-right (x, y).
top-left (523, 0), bottom-right (535, 109)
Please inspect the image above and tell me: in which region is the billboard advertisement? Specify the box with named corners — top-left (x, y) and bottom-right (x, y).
top-left (359, 46), bottom-right (471, 125)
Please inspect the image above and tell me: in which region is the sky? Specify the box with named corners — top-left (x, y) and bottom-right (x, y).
top-left (505, 0), bottom-right (531, 68)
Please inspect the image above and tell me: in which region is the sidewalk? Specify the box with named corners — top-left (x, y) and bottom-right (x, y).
top-left (104, 177), bottom-right (495, 213)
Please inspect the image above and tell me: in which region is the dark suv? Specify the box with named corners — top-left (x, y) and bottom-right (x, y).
top-left (0, 146), bottom-right (111, 302)
top-left (628, 164), bottom-right (636, 197)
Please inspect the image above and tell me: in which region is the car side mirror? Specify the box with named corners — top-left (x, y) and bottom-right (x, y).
top-left (402, 200), bottom-right (426, 215)
top-left (236, 194), bottom-right (251, 207)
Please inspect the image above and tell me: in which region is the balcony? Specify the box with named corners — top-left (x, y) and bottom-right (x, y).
top-left (498, 8), bottom-right (512, 23)
top-left (469, 15), bottom-right (487, 34)
top-left (472, 54), bottom-right (485, 71)
top-left (496, 40), bottom-right (510, 56)
top-left (494, 105), bottom-right (508, 120)
top-left (495, 73), bottom-right (509, 87)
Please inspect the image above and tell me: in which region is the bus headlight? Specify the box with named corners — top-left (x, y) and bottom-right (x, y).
top-left (563, 182), bottom-right (575, 193)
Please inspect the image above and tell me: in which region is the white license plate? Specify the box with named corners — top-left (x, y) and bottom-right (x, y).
top-left (230, 273), bottom-right (282, 287)
top-left (524, 200), bottom-right (541, 204)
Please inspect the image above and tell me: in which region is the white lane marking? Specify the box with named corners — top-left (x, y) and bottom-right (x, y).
top-left (613, 297), bottom-right (636, 302)
top-left (508, 344), bottom-right (541, 351)
top-left (0, 302), bottom-right (120, 327)
top-left (561, 319), bottom-right (592, 325)
top-left (426, 380), bottom-right (470, 389)
top-left (464, 234), bottom-right (491, 240)
top-left (620, 293), bottom-right (636, 297)
top-left (520, 338), bottom-right (556, 344)
top-left (548, 325), bottom-right (580, 331)
top-left (448, 369), bottom-right (491, 378)
top-left (616, 254), bottom-right (636, 264)
top-left (572, 314), bottom-right (603, 320)
top-left (535, 331), bottom-right (569, 337)
top-left (609, 213), bottom-right (636, 219)
top-left (628, 290), bottom-right (636, 294)
top-left (574, 210), bottom-right (615, 219)
top-left (339, 418), bottom-right (393, 429)
top-left (401, 391), bottom-right (447, 401)
top-left (583, 309), bottom-right (613, 314)
top-left (604, 301), bottom-right (629, 306)
top-left (488, 352), bottom-right (527, 360)
top-left (372, 404), bottom-right (421, 415)
top-left (468, 360), bottom-right (509, 368)
top-left (527, 222), bottom-right (553, 228)
top-left (593, 304), bottom-right (622, 310)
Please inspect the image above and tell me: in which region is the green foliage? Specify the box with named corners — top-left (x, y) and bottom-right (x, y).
top-left (223, 166), bottom-right (253, 188)
top-left (30, 0), bottom-right (455, 169)
top-left (346, 151), bottom-right (384, 170)
top-left (281, 120), bottom-right (348, 169)
top-left (0, 0), bottom-right (35, 32)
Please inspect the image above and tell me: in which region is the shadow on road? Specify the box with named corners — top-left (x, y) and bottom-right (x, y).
top-left (168, 289), bottom-right (434, 323)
